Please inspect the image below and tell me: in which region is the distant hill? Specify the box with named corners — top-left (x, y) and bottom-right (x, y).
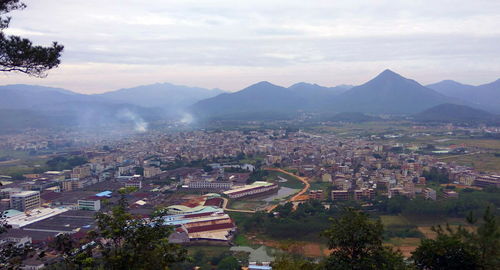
top-left (414, 103), bottom-right (498, 123)
top-left (0, 109), bottom-right (59, 133)
top-left (191, 70), bottom-right (464, 118)
top-left (191, 81), bottom-right (305, 119)
top-left (97, 82), bottom-right (224, 110)
top-left (0, 84), bottom-right (98, 110)
top-left (427, 79), bottom-right (500, 113)
top-left (0, 83), bottom-right (224, 112)
top-left (0, 84), bottom-right (79, 95)
top-left (2, 72), bottom-right (498, 129)
top-left (474, 79), bottom-right (500, 112)
top-left (330, 70), bottom-right (454, 114)
top-left (288, 82), bottom-right (350, 95)
top-left (191, 81), bottom-right (354, 119)
top-left (426, 80), bottom-right (476, 98)
top-left (0, 84), bottom-right (162, 132)
top-left (288, 82), bottom-right (350, 109)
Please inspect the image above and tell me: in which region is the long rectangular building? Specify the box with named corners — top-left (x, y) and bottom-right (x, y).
top-left (474, 175), bottom-right (500, 188)
top-left (166, 211), bottom-right (236, 243)
top-left (184, 180), bottom-right (232, 191)
top-left (223, 181), bottom-right (278, 199)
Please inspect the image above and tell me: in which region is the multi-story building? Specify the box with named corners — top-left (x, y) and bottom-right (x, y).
top-left (321, 173), bottom-right (332, 182)
top-left (457, 173), bottom-right (475, 186)
top-left (0, 234), bottom-right (32, 248)
top-left (77, 197), bottom-right (101, 211)
top-left (309, 190), bottom-right (323, 200)
top-left (71, 165), bottom-right (91, 179)
top-left (474, 175), bottom-right (500, 188)
top-left (118, 165), bottom-right (134, 177)
top-left (353, 188), bottom-right (375, 201)
top-left (331, 190), bottom-right (350, 201)
top-left (388, 187), bottom-right (404, 198)
top-left (124, 180), bottom-right (143, 189)
top-left (143, 166), bottom-right (162, 178)
top-left (41, 171), bottom-right (66, 181)
top-left (10, 191), bottom-right (40, 211)
top-left (61, 178), bottom-right (89, 191)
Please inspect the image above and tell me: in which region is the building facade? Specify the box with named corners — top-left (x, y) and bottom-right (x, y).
top-left (10, 191), bottom-right (40, 211)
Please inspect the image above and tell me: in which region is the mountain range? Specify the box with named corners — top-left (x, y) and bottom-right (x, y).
top-left (426, 79), bottom-right (500, 113)
top-left (191, 69), bottom-right (475, 118)
top-left (328, 70), bottom-right (456, 114)
top-left (0, 83), bottom-right (224, 132)
top-left (96, 83), bottom-right (224, 112)
top-left (1, 69), bottom-right (499, 131)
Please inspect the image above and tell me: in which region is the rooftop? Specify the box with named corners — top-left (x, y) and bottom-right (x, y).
top-left (10, 190), bottom-right (39, 197)
top-left (95, 191), bottom-right (112, 197)
top-left (223, 181), bottom-right (274, 195)
top-left (7, 207), bottom-right (69, 228)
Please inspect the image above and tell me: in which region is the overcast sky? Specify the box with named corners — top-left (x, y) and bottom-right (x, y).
top-left (1, 0), bottom-right (500, 93)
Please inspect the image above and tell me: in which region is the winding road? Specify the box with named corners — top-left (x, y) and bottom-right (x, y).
top-left (264, 168), bottom-right (310, 212)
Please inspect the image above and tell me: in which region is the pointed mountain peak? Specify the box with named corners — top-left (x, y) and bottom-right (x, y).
top-left (365, 69), bottom-right (417, 86)
top-left (251, 81), bottom-right (275, 87)
top-left (376, 69), bottom-right (403, 79)
top-left (290, 82), bottom-right (312, 87)
top-left (431, 80), bottom-right (466, 86)
top-left (241, 81), bottom-right (284, 91)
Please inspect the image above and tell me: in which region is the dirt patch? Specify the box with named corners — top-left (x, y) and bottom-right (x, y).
top-left (249, 236), bottom-right (331, 258)
top-left (396, 246), bottom-right (417, 258)
top-left (418, 226), bottom-right (437, 239)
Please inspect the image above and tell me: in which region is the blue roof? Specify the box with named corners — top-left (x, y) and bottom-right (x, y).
top-left (96, 191), bottom-right (112, 197)
top-left (249, 266), bottom-right (272, 270)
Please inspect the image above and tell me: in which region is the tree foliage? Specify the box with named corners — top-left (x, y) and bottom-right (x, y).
top-left (412, 225), bottom-right (479, 270)
top-left (217, 256), bottom-right (241, 270)
top-left (412, 206), bottom-right (499, 270)
top-left (322, 208), bottom-right (407, 270)
top-left (240, 200), bottom-right (337, 241)
top-left (46, 155), bottom-right (88, 171)
top-left (0, 0), bottom-right (63, 77)
top-left (86, 192), bottom-right (187, 269)
top-left (422, 167), bottom-right (449, 184)
top-left (50, 233), bottom-right (75, 256)
top-left (272, 254), bottom-right (320, 270)
top-left (375, 188), bottom-right (500, 218)
top-left (470, 207), bottom-right (500, 269)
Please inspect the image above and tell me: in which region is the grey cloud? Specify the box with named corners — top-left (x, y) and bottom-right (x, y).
top-left (2, 0), bottom-right (499, 92)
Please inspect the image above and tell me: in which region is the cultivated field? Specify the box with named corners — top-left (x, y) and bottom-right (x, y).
top-left (438, 153), bottom-right (500, 173)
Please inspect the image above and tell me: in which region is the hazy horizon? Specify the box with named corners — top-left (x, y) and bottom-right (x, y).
top-left (1, 69), bottom-right (500, 95)
top-left (1, 0), bottom-right (499, 94)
